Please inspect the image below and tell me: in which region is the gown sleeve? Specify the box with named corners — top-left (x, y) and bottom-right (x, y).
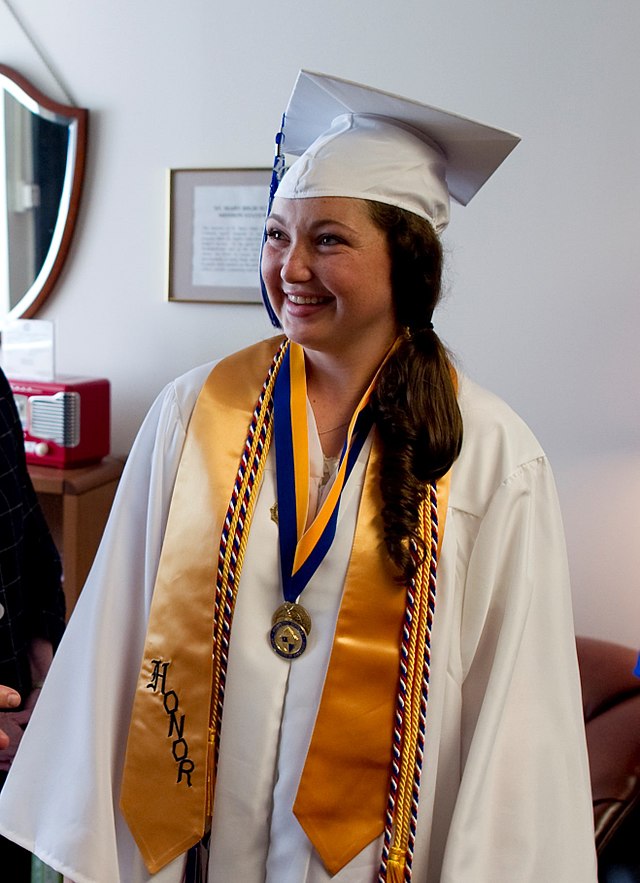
top-left (0, 366), bottom-right (210, 883)
top-left (439, 455), bottom-right (597, 882)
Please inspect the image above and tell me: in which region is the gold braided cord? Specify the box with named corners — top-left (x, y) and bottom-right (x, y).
top-left (387, 494), bottom-right (432, 881)
top-left (206, 342), bottom-right (288, 821)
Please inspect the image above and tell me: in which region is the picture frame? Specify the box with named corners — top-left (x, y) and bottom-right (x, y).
top-left (167, 167), bottom-right (271, 304)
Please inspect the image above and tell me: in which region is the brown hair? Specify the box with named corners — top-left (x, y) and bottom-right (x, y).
top-left (366, 201), bottom-right (463, 582)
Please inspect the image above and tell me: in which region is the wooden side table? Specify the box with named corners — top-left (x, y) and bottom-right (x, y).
top-left (28, 456), bottom-right (124, 619)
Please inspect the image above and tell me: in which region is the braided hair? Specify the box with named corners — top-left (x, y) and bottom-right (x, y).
top-left (366, 201), bottom-right (463, 582)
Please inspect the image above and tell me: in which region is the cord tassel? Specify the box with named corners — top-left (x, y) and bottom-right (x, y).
top-left (379, 486), bottom-right (438, 881)
top-left (387, 847), bottom-right (407, 882)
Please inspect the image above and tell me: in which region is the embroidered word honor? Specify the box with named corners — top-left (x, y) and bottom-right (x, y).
top-left (271, 342), bottom-right (375, 659)
top-left (147, 659), bottom-right (195, 786)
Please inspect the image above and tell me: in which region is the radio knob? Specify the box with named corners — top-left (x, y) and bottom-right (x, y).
top-left (34, 442), bottom-right (50, 457)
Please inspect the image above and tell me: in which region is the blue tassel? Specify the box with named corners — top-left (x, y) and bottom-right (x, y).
top-left (260, 116), bottom-right (286, 327)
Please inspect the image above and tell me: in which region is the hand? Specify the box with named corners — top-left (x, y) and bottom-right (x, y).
top-left (0, 686), bottom-right (22, 750)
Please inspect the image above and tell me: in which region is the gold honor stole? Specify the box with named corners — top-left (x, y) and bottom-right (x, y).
top-left (120, 336), bottom-right (451, 875)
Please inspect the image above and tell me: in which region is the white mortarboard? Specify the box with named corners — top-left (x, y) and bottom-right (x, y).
top-left (274, 70), bottom-right (521, 235)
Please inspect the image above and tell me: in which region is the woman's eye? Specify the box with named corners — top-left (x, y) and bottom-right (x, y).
top-left (266, 228), bottom-right (285, 241)
top-left (319, 234), bottom-right (342, 246)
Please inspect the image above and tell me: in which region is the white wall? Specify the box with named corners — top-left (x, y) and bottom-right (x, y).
top-left (1, 0), bottom-right (638, 647)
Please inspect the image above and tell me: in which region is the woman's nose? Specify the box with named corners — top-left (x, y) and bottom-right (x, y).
top-left (281, 242), bottom-right (312, 283)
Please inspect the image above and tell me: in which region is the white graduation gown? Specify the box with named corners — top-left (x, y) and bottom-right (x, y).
top-left (0, 363), bottom-right (597, 883)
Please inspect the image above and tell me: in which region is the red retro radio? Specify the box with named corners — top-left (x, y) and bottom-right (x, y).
top-left (8, 376), bottom-right (110, 467)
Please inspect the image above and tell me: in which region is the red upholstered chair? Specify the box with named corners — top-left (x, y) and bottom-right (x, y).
top-left (576, 636), bottom-right (640, 882)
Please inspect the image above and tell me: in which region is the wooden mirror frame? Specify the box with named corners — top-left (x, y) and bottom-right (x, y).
top-left (0, 64), bottom-right (88, 324)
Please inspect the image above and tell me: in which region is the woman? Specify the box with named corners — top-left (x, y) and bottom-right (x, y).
top-left (0, 72), bottom-right (596, 882)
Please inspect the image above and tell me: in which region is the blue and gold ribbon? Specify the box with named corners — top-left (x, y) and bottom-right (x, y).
top-left (273, 341), bottom-right (373, 603)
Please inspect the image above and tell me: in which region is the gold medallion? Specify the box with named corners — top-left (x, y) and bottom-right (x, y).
top-left (270, 602), bottom-right (312, 659)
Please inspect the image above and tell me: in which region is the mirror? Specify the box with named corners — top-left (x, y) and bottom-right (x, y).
top-left (0, 64), bottom-right (87, 327)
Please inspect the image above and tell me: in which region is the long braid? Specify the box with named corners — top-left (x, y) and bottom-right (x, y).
top-left (366, 202), bottom-right (463, 583)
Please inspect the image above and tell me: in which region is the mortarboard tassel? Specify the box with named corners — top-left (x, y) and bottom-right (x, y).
top-left (260, 115), bottom-right (286, 328)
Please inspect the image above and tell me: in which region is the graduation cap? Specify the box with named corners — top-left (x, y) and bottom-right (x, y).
top-left (273, 70), bottom-right (521, 235)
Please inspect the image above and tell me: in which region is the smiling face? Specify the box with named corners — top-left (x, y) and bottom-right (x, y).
top-left (261, 196), bottom-right (398, 365)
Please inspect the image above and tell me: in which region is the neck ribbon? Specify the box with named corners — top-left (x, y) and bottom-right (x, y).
top-left (273, 342), bottom-right (374, 605)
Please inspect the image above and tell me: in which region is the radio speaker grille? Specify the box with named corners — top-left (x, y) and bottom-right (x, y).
top-left (30, 392), bottom-right (81, 447)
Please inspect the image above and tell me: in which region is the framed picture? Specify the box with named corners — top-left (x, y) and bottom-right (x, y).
top-left (167, 167), bottom-right (271, 304)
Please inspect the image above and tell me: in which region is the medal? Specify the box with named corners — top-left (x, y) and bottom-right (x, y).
top-left (270, 602), bottom-right (312, 659)
top-left (269, 341), bottom-right (382, 660)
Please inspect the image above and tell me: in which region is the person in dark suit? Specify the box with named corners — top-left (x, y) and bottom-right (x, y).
top-left (0, 366), bottom-right (66, 879)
